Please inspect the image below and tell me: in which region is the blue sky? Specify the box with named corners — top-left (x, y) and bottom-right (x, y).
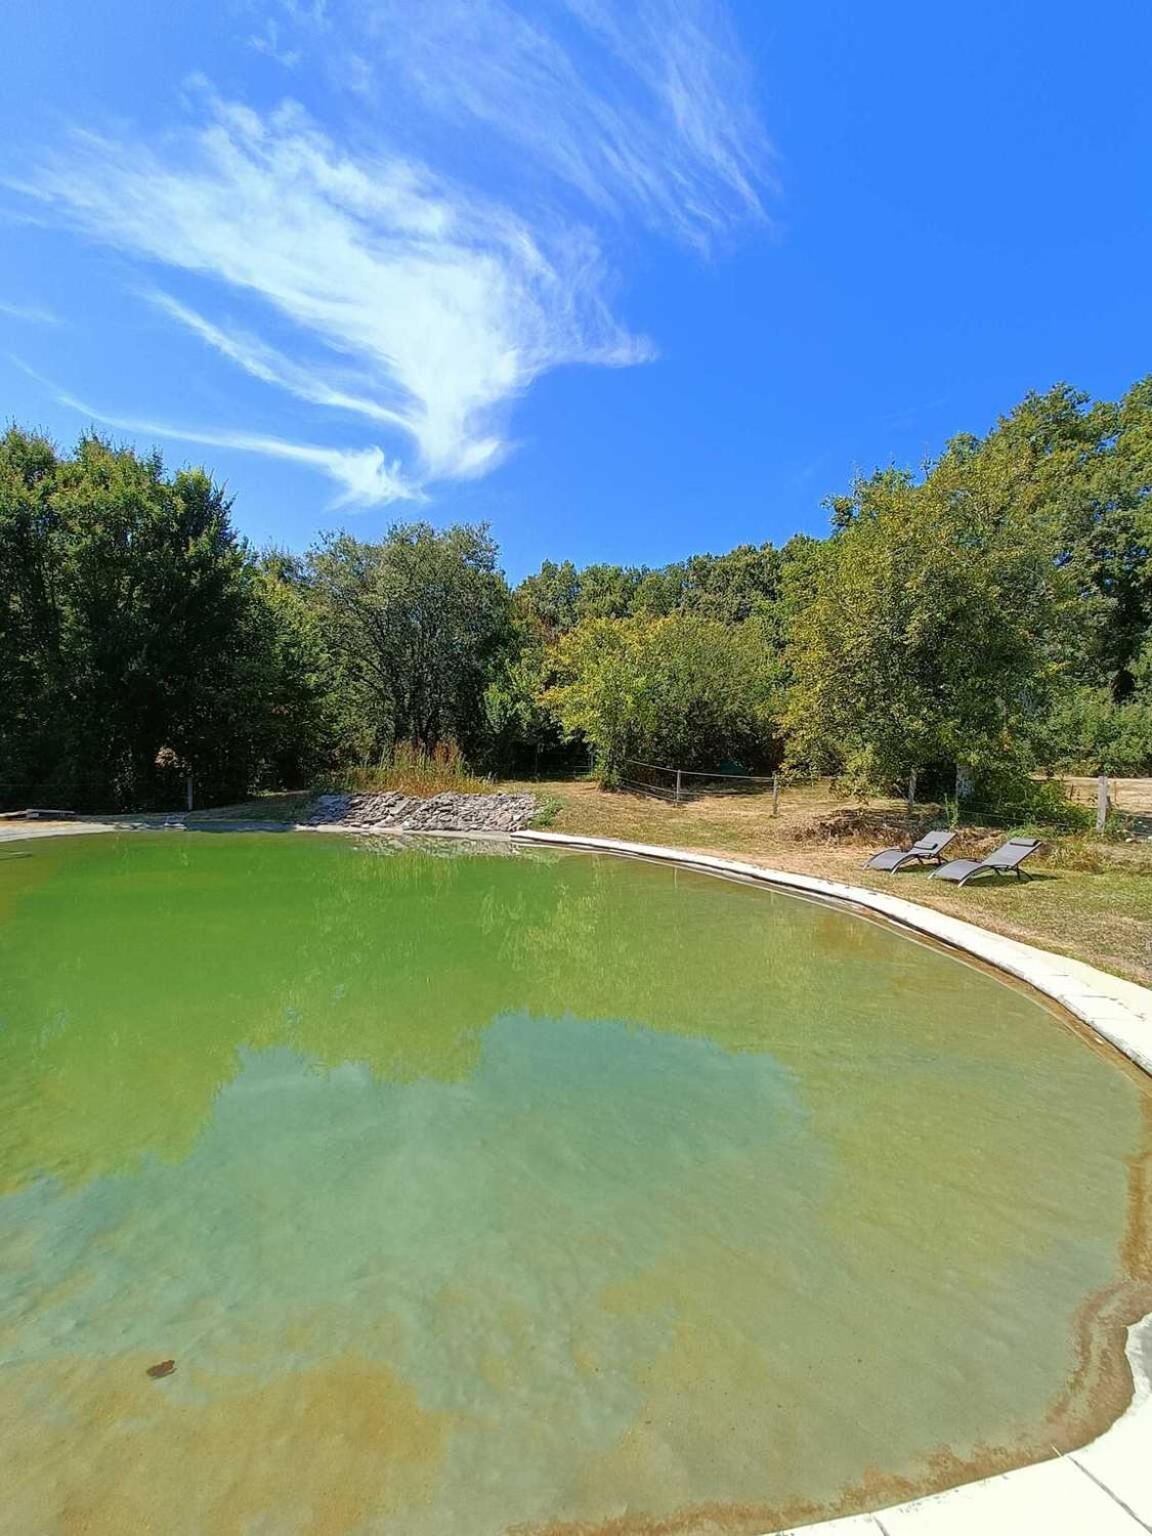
top-left (1, 0), bottom-right (1149, 582)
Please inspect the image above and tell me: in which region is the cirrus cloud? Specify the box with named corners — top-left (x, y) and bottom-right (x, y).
top-left (16, 0), bottom-right (769, 507)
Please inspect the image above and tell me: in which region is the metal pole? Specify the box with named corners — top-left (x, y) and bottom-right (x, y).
top-left (907, 770), bottom-right (917, 814)
top-left (186, 772), bottom-right (194, 812)
top-left (675, 769), bottom-right (682, 804)
top-left (1096, 773), bottom-right (1108, 832)
top-left (772, 773), bottom-right (780, 817)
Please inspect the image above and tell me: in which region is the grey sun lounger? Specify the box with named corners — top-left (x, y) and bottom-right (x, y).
top-left (931, 837), bottom-right (1041, 886)
top-left (865, 829), bottom-right (957, 871)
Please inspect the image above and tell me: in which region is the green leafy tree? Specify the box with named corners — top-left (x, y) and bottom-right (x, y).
top-left (516, 543), bottom-right (786, 633)
top-left (0, 430), bottom-right (306, 810)
top-left (573, 563), bottom-right (646, 622)
top-left (514, 559), bottom-right (582, 639)
top-left (922, 381), bottom-right (1151, 698)
top-left (784, 463), bottom-right (1070, 790)
top-left (480, 649), bottom-right (563, 775)
top-left (306, 523), bottom-right (515, 761)
top-left (1041, 686), bottom-right (1152, 775)
top-left (666, 544), bottom-right (784, 624)
top-left (541, 614), bottom-right (782, 780)
top-left (245, 551), bottom-right (339, 787)
top-left (1036, 379), bottom-right (1152, 697)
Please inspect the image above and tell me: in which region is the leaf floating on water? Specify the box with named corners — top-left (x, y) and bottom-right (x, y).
top-left (146, 1359), bottom-right (176, 1379)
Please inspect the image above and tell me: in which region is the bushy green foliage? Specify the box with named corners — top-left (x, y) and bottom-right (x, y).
top-left (947, 767), bottom-right (1095, 832)
top-left (783, 462), bottom-right (1068, 789)
top-left (540, 614), bottom-right (783, 780)
top-left (305, 523), bottom-right (514, 763)
top-left (481, 649), bottom-right (563, 776)
top-left (1041, 685), bottom-right (1152, 774)
top-left (0, 430), bottom-right (326, 810)
top-left (1031, 380), bottom-right (1152, 696)
top-left (515, 542), bottom-right (784, 635)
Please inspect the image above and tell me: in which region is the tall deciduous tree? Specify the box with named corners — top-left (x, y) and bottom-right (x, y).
top-left (541, 614), bottom-right (782, 779)
top-left (783, 463), bottom-right (1070, 789)
top-left (306, 523), bottom-right (515, 760)
top-left (0, 431), bottom-right (329, 809)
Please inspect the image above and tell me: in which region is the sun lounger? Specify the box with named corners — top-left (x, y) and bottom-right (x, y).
top-left (865, 829), bottom-right (957, 871)
top-left (931, 837), bottom-right (1041, 886)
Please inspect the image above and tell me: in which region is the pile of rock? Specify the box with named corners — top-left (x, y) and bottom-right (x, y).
top-left (304, 791), bottom-right (539, 834)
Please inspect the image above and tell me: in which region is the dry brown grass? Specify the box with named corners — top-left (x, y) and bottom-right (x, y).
top-left (330, 742), bottom-right (489, 797)
top-left (1060, 775), bottom-right (1152, 815)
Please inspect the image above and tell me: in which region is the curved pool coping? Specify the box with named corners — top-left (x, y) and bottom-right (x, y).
top-left (514, 830), bottom-right (1152, 1536)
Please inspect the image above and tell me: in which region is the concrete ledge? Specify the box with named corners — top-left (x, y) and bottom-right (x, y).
top-left (514, 830), bottom-right (1152, 1536)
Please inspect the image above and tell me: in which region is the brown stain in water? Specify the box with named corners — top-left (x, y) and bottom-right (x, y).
top-left (2, 1120), bottom-right (1149, 1536)
top-left (1041, 1086), bottom-right (1152, 1444)
top-left (0, 1351), bottom-right (447, 1536)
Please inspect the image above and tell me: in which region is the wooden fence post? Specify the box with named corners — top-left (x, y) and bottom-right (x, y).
top-left (1096, 773), bottom-right (1109, 832)
top-left (186, 773), bottom-right (194, 813)
top-left (907, 769), bottom-right (917, 814)
top-left (675, 769), bottom-right (682, 804)
top-left (772, 774), bottom-right (780, 817)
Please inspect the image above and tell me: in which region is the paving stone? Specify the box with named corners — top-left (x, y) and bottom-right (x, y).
top-left (880, 1455), bottom-right (1144, 1534)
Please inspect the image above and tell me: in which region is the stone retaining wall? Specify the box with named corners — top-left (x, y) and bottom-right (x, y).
top-left (304, 790), bottom-right (538, 834)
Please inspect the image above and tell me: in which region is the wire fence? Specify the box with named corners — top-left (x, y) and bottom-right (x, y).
top-left (620, 759), bottom-right (1134, 832)
top-left (2, 762), bottom-right (1142, 835)
top-left (621, 760), bottom-right (847, 812)
top-left (1054, 774), bottom-right (1152, 816)
top-left (620, 760), bottom-right (781, 802)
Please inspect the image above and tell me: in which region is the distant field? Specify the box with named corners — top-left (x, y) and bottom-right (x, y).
top-left (1059, 775), bottom-right (1152, 815)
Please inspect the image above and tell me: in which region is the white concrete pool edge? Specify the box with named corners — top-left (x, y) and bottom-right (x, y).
top-left (514, 829), bottom-right (1152, 1536)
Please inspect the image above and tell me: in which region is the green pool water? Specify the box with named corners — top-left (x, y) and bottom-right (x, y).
top-left (0, 831), bottom-right (1148, 1536)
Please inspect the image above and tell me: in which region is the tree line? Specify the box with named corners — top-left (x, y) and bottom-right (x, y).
top-left (1, 376), bottom-right (1149, 812)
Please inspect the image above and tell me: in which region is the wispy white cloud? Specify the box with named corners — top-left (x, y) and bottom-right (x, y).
top-left (15, 0), bottom-right (768, 505)
top-left (147, 291), bottom-right (411, 432)
top-left (247, 18), bottom-right (302, 68)
top-left (29, 367), bottom-right (419, 507)
top-left (24, 95), bottom-right (649, 497)
top-left (340, 0), bottom-right (770, 245)
top-left (0, 299), bottom-right (60, 324)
